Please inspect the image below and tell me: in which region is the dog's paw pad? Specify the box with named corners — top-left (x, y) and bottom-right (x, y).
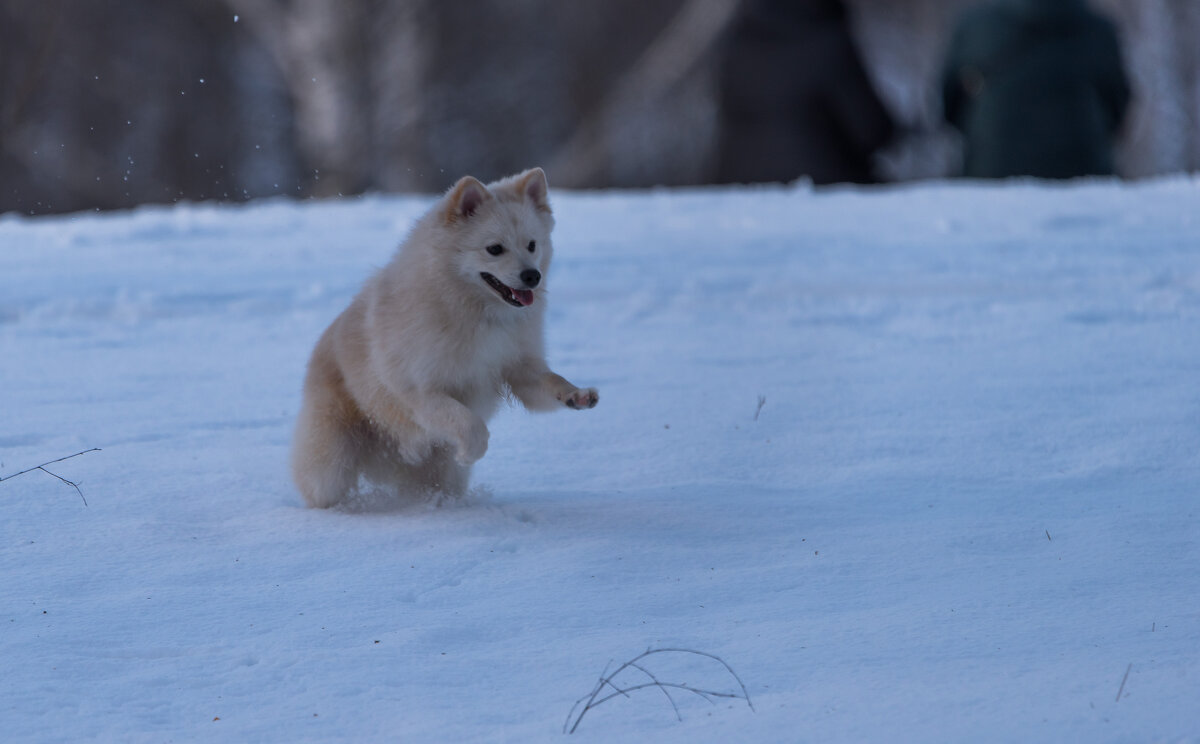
top-left (564, 388), bottom-right (599, 410)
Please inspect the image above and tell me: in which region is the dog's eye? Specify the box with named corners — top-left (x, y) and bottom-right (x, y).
top-left (527, 240), bottom-right (536, 253)
top-left (486, 244), bottom-right (504, 256)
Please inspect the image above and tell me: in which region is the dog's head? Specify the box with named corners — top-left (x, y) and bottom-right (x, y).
top-left (440, 167), bottom-right (555, 310)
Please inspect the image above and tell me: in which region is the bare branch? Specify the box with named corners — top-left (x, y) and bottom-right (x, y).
top-left (564, 659), bottom-right (615, 733)
top-left (630, 662), bottom-right (682, 721)
top-left (638, 647), bottom-right (755, 712)
top-left (0, 448), bottom-right (100, 506)
top-left (566, 647), bottom-right (753, 734)
top-left (589, 681), bottom-right (745, 708)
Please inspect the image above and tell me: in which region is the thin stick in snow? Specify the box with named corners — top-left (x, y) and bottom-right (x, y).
top-left (564, 647), bottom-right (753, 734)
top-left (754, 395), bottom-right (766, 421)
top-left (1115, 662), bottom-right (1132, 702)
top-left (629, 662), bottom-right (682, 721)
top-left (0, 448), bottom-right (100, 506)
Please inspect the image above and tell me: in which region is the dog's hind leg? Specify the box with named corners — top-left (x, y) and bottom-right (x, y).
top-left (291, 393), bottom-right (361, 509)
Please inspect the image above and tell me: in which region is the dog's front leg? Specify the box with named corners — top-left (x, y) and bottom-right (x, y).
top-left (508, 365), bottom-right (599, 412)
top-left (407, 393), bottom-right (490, 465)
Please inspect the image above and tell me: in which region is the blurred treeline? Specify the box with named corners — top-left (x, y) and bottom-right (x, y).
top-left (1, 0), bottom-right (1197, 215)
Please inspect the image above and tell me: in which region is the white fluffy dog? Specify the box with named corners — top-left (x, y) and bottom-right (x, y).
top-left (291, 168), bottom-right (598, 508)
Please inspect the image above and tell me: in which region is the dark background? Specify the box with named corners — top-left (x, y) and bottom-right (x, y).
top-left (1, 0), bottom-right (1196, 216)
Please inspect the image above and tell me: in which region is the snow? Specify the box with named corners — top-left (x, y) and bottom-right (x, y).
top-left (2, 177), bottom-right (1198, 742)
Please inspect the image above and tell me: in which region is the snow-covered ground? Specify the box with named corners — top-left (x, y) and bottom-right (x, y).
top-left (1, 177), bottom-right (1198, 743)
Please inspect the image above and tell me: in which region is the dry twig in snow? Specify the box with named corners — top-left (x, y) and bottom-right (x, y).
top-left (1115, 662), bottom-right (1132, 702)
top-left (0, 448), bottom-right (100, 506)
top-left (564, 647), bottom-right (753, 734)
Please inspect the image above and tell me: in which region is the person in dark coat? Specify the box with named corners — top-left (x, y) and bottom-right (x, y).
top-left (715, 0), bottom-right (896, 185)
top-left (941, 0), bottom-right (1131, 179)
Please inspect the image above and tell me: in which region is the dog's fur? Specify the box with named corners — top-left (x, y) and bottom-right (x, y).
top-left (291, 168), bottom-right (598, 508)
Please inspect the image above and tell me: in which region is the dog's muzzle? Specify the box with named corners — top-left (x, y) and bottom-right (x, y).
top-left (481, 272), bottom-right (535, 307)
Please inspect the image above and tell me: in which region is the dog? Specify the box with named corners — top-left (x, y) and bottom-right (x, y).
top-left (291, 167), bottom-right (598, 508)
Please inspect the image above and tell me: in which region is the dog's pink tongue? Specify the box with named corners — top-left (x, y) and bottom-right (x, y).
top-left (514, 289), bottom-right (535, 306)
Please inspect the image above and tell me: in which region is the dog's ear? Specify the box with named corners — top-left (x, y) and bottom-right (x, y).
top-left (445, 176), bottom-right (491, 223)
top-left (515, 168), bottom-right (551, 213)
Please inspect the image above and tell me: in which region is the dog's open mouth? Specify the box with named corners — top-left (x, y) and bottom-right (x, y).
top-left (481, 272), bottom-right (534, 307)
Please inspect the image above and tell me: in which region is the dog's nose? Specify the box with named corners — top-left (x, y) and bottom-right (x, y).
top-left (520, 269), bottom-right (541, 288)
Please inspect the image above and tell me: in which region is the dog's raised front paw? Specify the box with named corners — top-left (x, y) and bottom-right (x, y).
top-left (454, 419), bottom-right (490, 465)
top-left (561, 387), bottom-right (599, 410)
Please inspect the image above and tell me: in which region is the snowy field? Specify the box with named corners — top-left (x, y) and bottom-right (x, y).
top-left (2, 177), bottom-right (1198, 743)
